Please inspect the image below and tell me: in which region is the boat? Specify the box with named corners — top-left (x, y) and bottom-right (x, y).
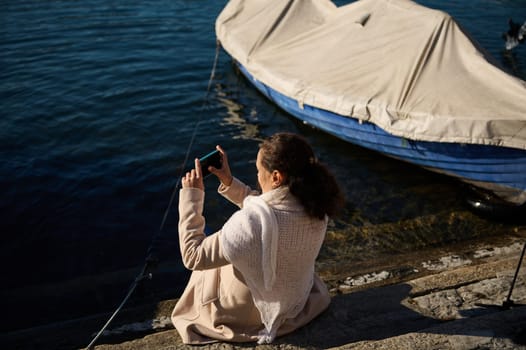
top-left (215, 0), bottom-right (526, 207)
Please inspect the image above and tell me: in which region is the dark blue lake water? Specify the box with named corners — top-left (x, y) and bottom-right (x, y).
top-left (1, 0), bottom-right (525, 331)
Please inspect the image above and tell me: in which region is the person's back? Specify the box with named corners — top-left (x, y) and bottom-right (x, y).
top-left (271, 192), bottom-right (327, 309)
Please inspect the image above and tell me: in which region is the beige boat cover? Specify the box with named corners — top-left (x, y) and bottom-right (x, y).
top-left (216, 0), bottom-right (526, 150)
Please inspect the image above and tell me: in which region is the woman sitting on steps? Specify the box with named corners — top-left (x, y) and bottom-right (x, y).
top-left (172, 132), bottom-right (345, 344)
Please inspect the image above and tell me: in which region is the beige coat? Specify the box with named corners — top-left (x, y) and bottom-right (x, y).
top-left (171, 178), bottom-right (330, 344)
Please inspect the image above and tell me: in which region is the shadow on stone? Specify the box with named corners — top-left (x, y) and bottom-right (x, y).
top-left (274, 283), bottom-right (439, 348)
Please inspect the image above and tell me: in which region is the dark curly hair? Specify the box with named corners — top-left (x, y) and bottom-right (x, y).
top-left (259, 133), bottom-right (344, 219)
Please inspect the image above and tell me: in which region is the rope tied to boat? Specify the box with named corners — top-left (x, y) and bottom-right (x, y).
top-left (86, 39), bottom-right (222, 350)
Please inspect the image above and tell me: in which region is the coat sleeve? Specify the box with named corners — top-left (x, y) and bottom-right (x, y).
top-left (178, 187), bottom-right (229, 270)
top-left (218, 177), bottom-right (259, 208)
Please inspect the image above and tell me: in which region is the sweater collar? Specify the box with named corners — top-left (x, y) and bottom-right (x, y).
top-left (259, 185), bottom-right (303, 211)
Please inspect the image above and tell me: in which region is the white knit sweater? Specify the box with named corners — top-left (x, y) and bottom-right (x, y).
top-left (219, 180), bottom-right (328, 343)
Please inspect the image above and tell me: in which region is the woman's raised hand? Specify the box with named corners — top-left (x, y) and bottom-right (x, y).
top-left (182, 157), bottom-right (205, 191)
top-left (209, 145), bottom-right (233, 187)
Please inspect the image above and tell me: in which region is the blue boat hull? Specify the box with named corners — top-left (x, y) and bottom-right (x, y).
top-left (237, 64), bottom-right (526, 206)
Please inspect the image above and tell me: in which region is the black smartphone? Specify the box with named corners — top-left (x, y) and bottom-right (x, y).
top-left (199, 149), bottom-right (222, 178)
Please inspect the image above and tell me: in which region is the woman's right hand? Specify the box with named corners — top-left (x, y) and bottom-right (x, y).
top-left (209, 145), bottom-right (233, 186)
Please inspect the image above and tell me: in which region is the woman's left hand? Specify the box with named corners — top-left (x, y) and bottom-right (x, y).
top-left (182, 158), bottom-right (204, 191)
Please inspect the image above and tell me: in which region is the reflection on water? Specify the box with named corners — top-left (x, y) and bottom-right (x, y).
top-left (216, 82), bottom-right (262, 141)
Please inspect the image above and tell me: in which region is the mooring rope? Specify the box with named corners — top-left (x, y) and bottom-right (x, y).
top-left (86, 40), bottom-right (221, 350)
